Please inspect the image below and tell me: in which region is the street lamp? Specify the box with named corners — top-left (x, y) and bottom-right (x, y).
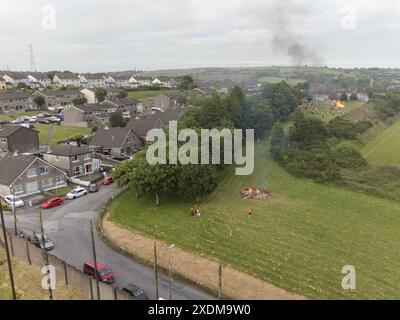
top-left (168, 244), bottom-right (175, 300)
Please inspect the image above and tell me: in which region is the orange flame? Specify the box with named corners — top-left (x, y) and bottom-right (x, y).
top-left (333, 99), bottom-right (345, 109)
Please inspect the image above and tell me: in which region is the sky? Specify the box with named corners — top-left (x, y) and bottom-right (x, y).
top-left (0, 0), bottom-right (399, 72)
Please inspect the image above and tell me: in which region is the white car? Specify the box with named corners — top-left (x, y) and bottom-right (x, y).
top-left (3, 195), bottom-right (24, 208)
top-left (66, 187), bottom-right (87, 199)
top-left (28, 116), bottom-right (37, 123)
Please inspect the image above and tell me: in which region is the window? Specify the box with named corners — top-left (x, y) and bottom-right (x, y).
top-left (26, 168), bottom-right (37, 177)
top-left (56, 176), bottom-right (64, 184)
top-left (84, 153), bottom-right (91, 160)
top-left (73, 166), bottom-right (82, 175)
top-left (39, 166), bottom-right (48, 175)
top-left (72, 155), bottom-right (78, 162)
top-left (42, 178), bottom-right (53, 188)
top-left (13, 184), bottom-right (23, 194)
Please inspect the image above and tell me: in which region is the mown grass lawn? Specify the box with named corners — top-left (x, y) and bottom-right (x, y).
top-left (109, 141), bottom-right (400, 299)
top-left (35, 124), bottom-right (92, 145)
top-left (362, 118), bottom-right (400, 167)
top-left (128, 89), bottom-right (177, 101)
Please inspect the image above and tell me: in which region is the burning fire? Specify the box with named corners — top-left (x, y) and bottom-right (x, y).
top-left (332, 99), bottom-right (345, 110)
top-left (240, 186), bottom-right (271, 200)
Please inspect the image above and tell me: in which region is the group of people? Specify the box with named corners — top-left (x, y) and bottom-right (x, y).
top-left (189, 206), bottom-right (201, 218)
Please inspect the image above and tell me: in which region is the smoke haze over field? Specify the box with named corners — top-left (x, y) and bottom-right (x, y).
top-left (0, 0), bottom-right (399, 71)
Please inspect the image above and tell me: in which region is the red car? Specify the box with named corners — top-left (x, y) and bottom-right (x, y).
top-left (83, 260), bottom-right (115, 284)
top-left (103, 176), bottom-right (113, 185)
top-left (41, 197), bottom-right (63, 209)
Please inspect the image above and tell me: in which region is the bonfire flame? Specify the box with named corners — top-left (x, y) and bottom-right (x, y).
top-left (332, 99), bottom-right (345, 109)
top-left (240, 186), bottom-right (271, 200)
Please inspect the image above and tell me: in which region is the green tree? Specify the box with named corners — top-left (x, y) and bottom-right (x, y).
top-left (33, 96), bottom-right (46, 109)
top-left (176, 95), bottom-right (187, 106)
top-left (350, 93), bottom-right (358, 101)
top-left (109, 111), bottom-right (126, 127)
top-left (177, 164), bottom-right (218, 201)
top-left (118, 90), bottom-right (128, 99)
top-left (270, 122), bottom-right (288, 160)
top-left (340, 93), bottom-right (348, 101)
top-left (95, 87), bottom-right (107, 102)
top-left (112, 151), bottom-right (177, 206)
top-left (72, 96), bottom-right (87, 105)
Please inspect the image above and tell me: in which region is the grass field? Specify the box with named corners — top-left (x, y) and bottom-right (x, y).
top-left (0, 250), bottom-right (86, 300)
top-left (109, 141), bottom-right (400, 299)
top-left (128, 89), bottom-right (177, 101)
top-left (35, 124), bottom-right (92, 145)
top-left (303, 101), bottom-right (366, 123)
top-left (361, 118), bottom-right (400, 167)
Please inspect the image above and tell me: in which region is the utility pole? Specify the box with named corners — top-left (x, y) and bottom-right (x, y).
top-left (12, 188), bottom-right (17, 236)
top-left (29, 44), bottom-right (36, 72)
top-left (39, 208), bottom-right (53, 300)
top-left (0, 202), bottom-right (17, 299)
top-left (154, 240), bottom-right (159, 300)
top-left (168, 244), bottom-right (175, 300)
top-left (218, 264), bottom-right (222, 300)
top-left (90, 220), bottom-right (101, 300)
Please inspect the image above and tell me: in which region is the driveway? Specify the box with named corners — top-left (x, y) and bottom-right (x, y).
top-left (3, 185), bottom-right (214, 300)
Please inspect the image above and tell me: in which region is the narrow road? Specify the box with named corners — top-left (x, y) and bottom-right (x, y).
top-left (3, 185), bottom-right (214, 300)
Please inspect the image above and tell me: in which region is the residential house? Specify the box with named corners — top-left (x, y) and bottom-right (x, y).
top-left (53, 72), bottom-right (80, 88)
top-left (80, 88), bottom-right (97, 104)
top-left (79, 73), bottom-right (107, 88)
top-left (127, 109), bottom-right (184, 140)
top-left (33, 90), bottom-right (84, 111)
top-left (133, 76), bottom-right (153, 87)
top-left (0, 92), bottom-right (35, 113)
top-left (1, 72), bottom-right (30, 87)
top-left (61, 103), bottom-right (119, 127)
top-left (90, 127), bottom-right (141, 157)
top-left (0, 79), bottom-right (6, 91)
top-left (114, 74), bottom-right (132, 88)
top-left (103, 98), bottom-right (137, 118)
top-left (152, 76), bottom-right (177, 88)
top-left (27, 72), bottom-right (51, 87)
top-left (0, 126), bottom-right (39, 155)
top-left (152, 93), bottom-right (177, 110)
top-left (43, 144), bottom-right (100, 178)
top-left (0, 154), bottom-right (67, 198)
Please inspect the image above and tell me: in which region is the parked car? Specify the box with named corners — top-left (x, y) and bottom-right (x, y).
top-left (20, 123), bottom-right (34, 129)
top-left (39, 119), bottom-right (51, 124)
top-left (3, 195), bottom-right (24, 208)
top-left (49, 116), bottom-right (61, 123)
top-left (122, 284), bottom-right (149, 300)
top-left (28, 116), bottom-right (37, 123)
top-left (0, 120), bottom-right (9, 125)
top-left (41, 197), bottom-right (63, 209)
top-left (66, 187), bottom-right (87, 199)
top-left (89, 183), bottom-right (98, 193)
top-left (83, 260), bottom-right (115, 284)
top-left (103, 177), bottom-right (113, 185)
top-left (12, 118), bottom-right (25, 124)
top-left (31, 233), bottom-right (54, 251)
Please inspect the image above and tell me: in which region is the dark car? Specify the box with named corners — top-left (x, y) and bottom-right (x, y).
top-left (39, 119), bottom-right (51, 124)
top-left (31, 233), bottom-right (54, 251)
top-left (122, 284), bottom-right (149, 300)
top-left (89, 183), bottom-right (98, 193)
top-left (102, 176), bottom-right (113, 185)
top-left (41, 197), bottom-right (63, 209)
top-left (83, 260), bottom-right (115, 284)
top-left (0, 120), bottom-right (9, 125)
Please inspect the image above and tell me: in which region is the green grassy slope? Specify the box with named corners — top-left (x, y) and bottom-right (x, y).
top-left (109, 141), bottom-right (400, 299)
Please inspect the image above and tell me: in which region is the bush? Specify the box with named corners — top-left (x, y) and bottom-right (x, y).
top-left (331, 145), bottom-right (367, 169)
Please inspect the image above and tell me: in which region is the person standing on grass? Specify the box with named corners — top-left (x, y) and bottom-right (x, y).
top-left (247, 208), bottom-right (253, 219)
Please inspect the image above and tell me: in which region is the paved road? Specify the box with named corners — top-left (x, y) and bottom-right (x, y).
top-left (3, 185), bottom-right (214, 300)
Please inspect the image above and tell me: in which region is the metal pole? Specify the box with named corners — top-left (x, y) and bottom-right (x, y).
top-left (154, 240), bottom-right (159, 300)
top-left (0, 202), bottom-right (17, 299)
top-left (90, 220), bottom-right (101, 300)
top-left (168, 244), bottom-right (175, 300)
top-left (12, 188), bottom-right (17, 236)
top-left (218, 264), bottom-right (222, 300)
top-left (39, 208), bottom-right (53, 300)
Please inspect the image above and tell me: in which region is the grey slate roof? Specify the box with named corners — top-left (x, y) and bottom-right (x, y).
top-left (47, 144), bottom-right (91, 157)
top-left (55, 72), bottom-right (79, 80)
top-left (35, 90), bottom-right (82, 97)
top-left (0, 154), bottom-right (36, 186)
top-left (0, 125), bottom-right (38, 138)
top-left (90, 127), bottom-right (136, 148)
top-left (0, 91), bottom-right (32, 101)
